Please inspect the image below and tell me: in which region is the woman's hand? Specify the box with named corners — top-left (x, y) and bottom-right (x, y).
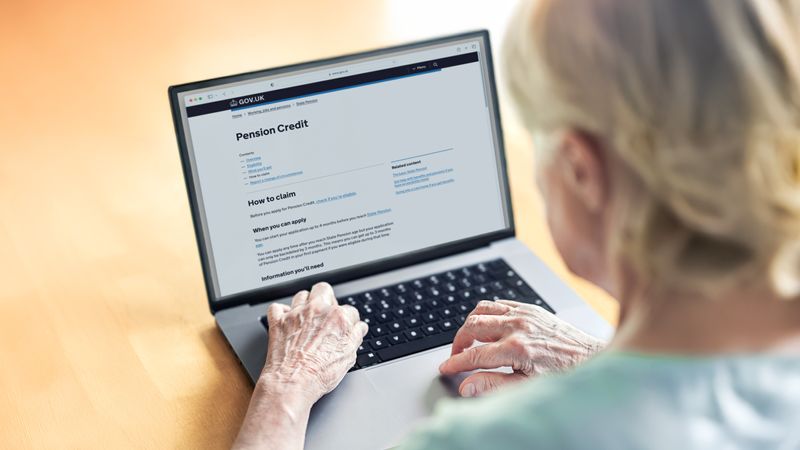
top-left (439, 300), bottom-right (604, 397)
top-left (260, 282), bottom-right (368, 403)
top-left (234, 282), bottom-right (367, 450)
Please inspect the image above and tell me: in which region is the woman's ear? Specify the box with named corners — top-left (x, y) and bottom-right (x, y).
top-left (557, 130), bottom-right (608, 213)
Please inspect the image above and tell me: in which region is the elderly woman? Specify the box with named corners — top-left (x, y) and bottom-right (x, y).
top-left (234, 0), bottom-right (800, 448)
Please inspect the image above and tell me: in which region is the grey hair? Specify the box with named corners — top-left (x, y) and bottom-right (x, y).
top-left (503, 0), bottom-right (800, 299)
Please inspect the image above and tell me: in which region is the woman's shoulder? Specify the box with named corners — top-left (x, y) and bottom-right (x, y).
top-left (399, 352), bottom-right (800, 450)
top-left (400, 353), bottom-right (646, 449)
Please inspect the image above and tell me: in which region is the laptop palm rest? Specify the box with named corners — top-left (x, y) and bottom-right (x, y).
top-left (305, 345), bottom-right (459, 450)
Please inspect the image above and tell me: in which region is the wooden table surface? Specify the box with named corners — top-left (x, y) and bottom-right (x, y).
top-left (0, 1), bottom-right (617, 447)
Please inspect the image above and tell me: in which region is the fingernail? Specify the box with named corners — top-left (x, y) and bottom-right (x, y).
top-left (462, 383), bottom-right (475, 397)
top-left (438, 361), bottom-right (447, 372)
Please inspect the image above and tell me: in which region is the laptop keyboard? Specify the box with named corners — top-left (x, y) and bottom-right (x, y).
top-left (259, 258), bottom-right (554, 371)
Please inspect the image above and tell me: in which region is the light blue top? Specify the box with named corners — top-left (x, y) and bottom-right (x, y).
top-left (399, 352), bottom-right (800, 449)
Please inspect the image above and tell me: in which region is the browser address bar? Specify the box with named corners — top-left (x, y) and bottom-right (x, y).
top-left (271, 57), bottom-right (400, 90)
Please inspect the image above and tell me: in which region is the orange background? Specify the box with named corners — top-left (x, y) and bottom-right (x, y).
top-left (0, 1), bottom-right (616, 447)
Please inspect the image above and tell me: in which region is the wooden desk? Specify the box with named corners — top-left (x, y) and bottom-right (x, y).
top-left (0, 1), bottom-right (616, 447)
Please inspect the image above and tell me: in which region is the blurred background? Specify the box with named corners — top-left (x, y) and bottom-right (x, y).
top-left (0, 1), bottom-right (615, 447)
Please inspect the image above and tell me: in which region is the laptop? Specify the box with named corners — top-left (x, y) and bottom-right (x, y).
top-left (168, 30), bottom-right (612, 450)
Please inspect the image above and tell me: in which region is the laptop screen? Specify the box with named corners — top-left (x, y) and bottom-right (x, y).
top-left (176, 33), bottom-right (511, 300)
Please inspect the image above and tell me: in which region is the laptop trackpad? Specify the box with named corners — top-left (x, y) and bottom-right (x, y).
top-left (364, 346), bottom-right (462, 448)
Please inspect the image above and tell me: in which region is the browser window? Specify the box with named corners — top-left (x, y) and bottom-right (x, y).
top-left (179, 39), bottom-right (508, 298)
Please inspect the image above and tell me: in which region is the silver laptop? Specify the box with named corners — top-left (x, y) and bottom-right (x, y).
top-left (169, 30), bottom-right (612, 450)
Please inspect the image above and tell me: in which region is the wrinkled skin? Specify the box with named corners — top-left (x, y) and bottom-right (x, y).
top-left (233, 282), bottom-right (367, 450)
top-left (439, 300), bottom-right (605, 397)
top-left (262, 282), bottom-right (368, 403)
top-left (234, 288), bottom-right (604, 449)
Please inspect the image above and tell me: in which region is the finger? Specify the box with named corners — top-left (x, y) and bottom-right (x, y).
top-left (340, 304), bottom-right (361, 325)
top-left (343, 321), bottom-right (368, 358)
top-left (290, 290), bottom-right (310, 308)
top-left (495, 299), bottom-right (524, 309)
top-left (266, 302), bottom-right (290, 326)
top-left (439, 342), bottom-right (512, 374)
top-left (309, 282), bottom-right (337, 306)
top-left (451, 315), bottom-right (509, 355)
top-left (468, 300), bottom-right (513, 318)
top-left (355, 321), bottom-right (369, 338)
top-left (458, 371), bottom-right (527, 397)
top-left (308, 295), bottom-right (334, 314)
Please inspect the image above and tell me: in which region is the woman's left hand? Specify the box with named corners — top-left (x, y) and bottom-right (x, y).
top-left (260, 282), bottom-right (368, 403)
top-left (234, 282), bottom-right (367, 450)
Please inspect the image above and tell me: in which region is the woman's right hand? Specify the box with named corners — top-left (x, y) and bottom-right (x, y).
top-left (439, 300), bottom-right (605, 397)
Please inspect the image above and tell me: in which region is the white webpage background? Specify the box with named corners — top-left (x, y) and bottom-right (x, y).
top-left (187, 60), bottom-right (505, 297)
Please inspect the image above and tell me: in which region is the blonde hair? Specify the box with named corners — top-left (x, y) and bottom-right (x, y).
top-left (503, 0), bottom-right (800, 299)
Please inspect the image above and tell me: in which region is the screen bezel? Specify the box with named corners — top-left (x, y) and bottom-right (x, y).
top-left (168, 30), bottom-right (516, 313)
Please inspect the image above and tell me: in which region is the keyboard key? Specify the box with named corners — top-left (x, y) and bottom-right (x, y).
top-left (388, 333), bottom-right (406, 345)
top-left (487, 259), bottom-right (508, 271)
top-left (455, 314), bottom-right (468, 325)
top-left (422, 324), bottom-right (439, 336)
top-left (370, 325), bottom-right (388, 337)
top-left (405, 316), bottom-right (421, 327)
top-left (410, 303), bottom-right (425, 313)
top-left (441, 308), bottom-right (454, 318)
top-left (405, 329), bottom-right (423, 341)
top-left (412, 279), bottom-right (425, 290)
top-left (422, 311), bottom-right (439, 323)
top-left (458, 290), bottom-right (474, 301)
top-left (426, 298), bottom-right (441, 309)
top-left (376, 311), bottom-right (393, 323)
top-left (440, 319), bottom-right (455, 330)
top-left (510, 279), bottom-right (536, 297)
top-left (475, 284), bottom-right (490, 296)
top-left (503, 288), bottom-right (519, 300)
top-left (444, 282), bottom-right (458, 293)
top-left (411, 291), bottom-right (425, 302)
top-left (357, 351), bottom-right (381, 368)
top-left (472, 273), bottom-right (489, 284)
top-left (357, 343), bottom-right (368, 354)
top-left (379, 300), bottom-right (392, 310)
top-left (443, 294), bottom-right (457, 304)
top-left (394, 307), bottom-right (408, 317)
top-left (427, 275), bottom-right (441, 285)
top-left (378, 288), bottom-right (392, 298)
top-left (395, 283), bottom-right (408, 294)
top-left (369, 338), bottom-right (387, 350)
top-left (492, 269), bottom-right (517, 280)
top-left (388, 321), bottom-right (403, 332)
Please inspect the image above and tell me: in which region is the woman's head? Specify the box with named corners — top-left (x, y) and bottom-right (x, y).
top-left (503, 0), bottom-right (800, 301)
